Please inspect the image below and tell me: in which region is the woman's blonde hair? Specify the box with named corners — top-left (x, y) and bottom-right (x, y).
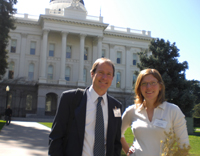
top-left (134, 68), bottom-right (165, 107)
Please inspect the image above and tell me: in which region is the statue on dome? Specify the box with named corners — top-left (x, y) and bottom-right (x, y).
top-left (79, 0), bottom-right (84, 5)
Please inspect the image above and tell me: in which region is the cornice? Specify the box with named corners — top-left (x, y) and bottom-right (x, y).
top-left (15, 18), bottom-right (39, 26)
top-left (38, 15), bottom-right (108, 30)
top-left (103, 30), bottom-right (152, 41)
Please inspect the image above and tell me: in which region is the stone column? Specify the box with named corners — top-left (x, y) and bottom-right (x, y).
top-left (109, 44), bottom-right (116, 88)
top-left (78, 34), bottom-right (86, 86)
top-left (39, 29), bottom-right (49, 83)
top-left (19, 33), bottom-right (27, 77)
top-left (97, 36), bottom-right (103, 58)
top-left (36, 86), bottom-right (46, 117)
top-left (125, 46), bottom-right (132, 92)
top-left (59, 31), bottom-right (68, 84)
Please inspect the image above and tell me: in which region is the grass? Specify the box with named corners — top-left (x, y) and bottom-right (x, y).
top-left (0, 120), bottom-right (6, 131)
top-left (38, 123), bottom-right (200, 156)
top-left (0, 121), bottom-right (199, 155)
top-left (194, 127), bottom-right (200, 133)
top-left (38, 122), bottom-right (53, 128)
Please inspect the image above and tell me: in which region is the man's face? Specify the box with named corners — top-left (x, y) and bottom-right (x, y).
top-left (91, 61), bottom-right (114, 96)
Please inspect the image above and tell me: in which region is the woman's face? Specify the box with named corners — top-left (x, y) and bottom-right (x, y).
top-left (140, 74), bottom-right (161, 104)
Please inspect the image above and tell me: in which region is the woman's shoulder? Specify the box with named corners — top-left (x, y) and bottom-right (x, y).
top-left (124, 104), bottom-right (137, 112)
top-left (162, 101), bottom-right (182, 113)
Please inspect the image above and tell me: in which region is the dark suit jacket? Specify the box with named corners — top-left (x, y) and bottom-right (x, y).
top-left (49, 88), bottom-right (122, 156)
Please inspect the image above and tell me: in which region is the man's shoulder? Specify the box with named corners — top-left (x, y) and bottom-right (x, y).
top-left (107, 94), bottom-right (122, 105)
top-left (63, 88), bottom-right (84, 94)
top-left (63, 89), bottom-right (77, 94)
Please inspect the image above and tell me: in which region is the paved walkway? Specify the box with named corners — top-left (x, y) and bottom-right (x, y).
top-left (0, 121), bottom-right (51, 156)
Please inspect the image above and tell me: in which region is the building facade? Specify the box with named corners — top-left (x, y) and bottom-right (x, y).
top-left (0, 0), bottom-right (152, 118)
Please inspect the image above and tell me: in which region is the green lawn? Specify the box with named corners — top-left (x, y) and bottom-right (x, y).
top-left (0, 120), bottom-right (6, 131)
top-left (0, 121), bottom-right (199, 155)
top-left (39, 122), bottom-right (200, 156)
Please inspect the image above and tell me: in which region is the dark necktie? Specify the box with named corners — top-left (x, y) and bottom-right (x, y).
top-left (94, 97), bottom-right (105, 156)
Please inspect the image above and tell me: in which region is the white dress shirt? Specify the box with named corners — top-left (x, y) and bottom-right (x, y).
top-left (121, 101), bottom-right (189, 156)
top-left (82, 85), bottom-right (108, 156)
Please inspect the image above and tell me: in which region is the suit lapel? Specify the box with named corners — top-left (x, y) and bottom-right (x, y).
top-left (74, 89), bottom-right (87, 147)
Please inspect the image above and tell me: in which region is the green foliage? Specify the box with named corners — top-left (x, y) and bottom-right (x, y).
top-left (135, 38), bottom-right (195, 116)
top-left (0, 120), bottom-right (6, 131)
top-left (0, 0), bottom-right (18, 79)
top-left (190, 80), bottom-right (200, 104)
top-left (193, 103), bottom-right (200, 118)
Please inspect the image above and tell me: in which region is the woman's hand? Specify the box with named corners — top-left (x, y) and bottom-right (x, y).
top-left (127, 145), bottom-right (135, 156)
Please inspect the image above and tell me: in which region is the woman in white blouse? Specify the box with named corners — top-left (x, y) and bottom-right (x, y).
top-left (121, 69), bottom-right (189, 156)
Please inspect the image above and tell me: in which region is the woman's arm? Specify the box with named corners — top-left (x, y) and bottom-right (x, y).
top-left (121, 137), bottom-right (130, 154)
top-left (121, 105), bottom-right (135, 155)
top-left (172, 105), bottom-right (190, 146)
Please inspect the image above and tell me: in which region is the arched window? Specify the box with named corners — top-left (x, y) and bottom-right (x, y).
top-left (66, 46), bottom-right (72, 58)
top-left (65, 67), bottom-right (70, 81)
top-left (28, 63), bottom-right (34, 81)
top-left (84, 47), bottom-right (88, 60)
top-left (10, 39), bottom-right (17, 53)
top-left (133, 74), bottom-right (137, 86)
top-left (47, 65), bottom-right (53, 80)
top-left (26, 94), bottom-right (33, 110)
top-left (46, 94), bottom-right (52, 112)
top-left (83, 68), bottom-right (87, 82)
top-left (133, 54), bottom-right (138, 65)
top-left (45, 93), bottom-right (58, 116)
top-left (116, 72), bottom-right (121, 88)
top-left (8, 62), bottom-right (15, 79)
top-left (30, 41), bottom-right (36, 55)
top-left (49, 43), bottom-right (55, 57)
top-left (117, 51), bottom-right (122, 64)
top-left (7, 93), bottom-right (12, 107)
top-left (102, 49), bottom-right (105, 58)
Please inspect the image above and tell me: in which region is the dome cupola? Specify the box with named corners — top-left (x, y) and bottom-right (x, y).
top-left (49, 0), bottom-right (86, 13)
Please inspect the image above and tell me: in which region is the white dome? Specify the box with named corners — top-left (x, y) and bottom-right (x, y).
top-left (49, 0), bottom-right (86, 12)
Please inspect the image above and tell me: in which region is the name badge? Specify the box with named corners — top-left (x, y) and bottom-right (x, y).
top-left (153, 119), bottom-right (167, 128)
top-left (113, 107), bottom-right (121, 117)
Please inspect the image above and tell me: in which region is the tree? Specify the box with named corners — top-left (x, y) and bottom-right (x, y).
top-left (193, 103), bottom-right (200, 118)
top-left (190, 80), bottom-right (200, 118)
top-left (135, 38), bottom-right (195, 116)
top-left (0, 0), bottom-right (17, 80)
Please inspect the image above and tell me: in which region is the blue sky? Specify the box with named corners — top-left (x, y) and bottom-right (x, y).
top-left (15, 0), bottom-right (200, 81)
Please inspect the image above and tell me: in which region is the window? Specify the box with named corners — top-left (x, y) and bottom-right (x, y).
top-left (10, 39), bottom-right (17, 53)
top-left (117, 52), bottom-right (121, 64)
top-left (45, 94), bottom-right (52, 112)
top-left (28, 64), bottom-right (34, 81)
top-left (8, 62), bottom-right (15, 79)
top-left (65, 67), bottom-right (70, 81)
top-left (66, 46), bottom-right (71, 58)
top-left (30, 41), bottom-right (36, 55)
top-left (102, 49), bottom-right (105, 58)
top-left (133, 54), bottom-right (137, 65)
top-left (8, 93), bottom-right (12, 107)
top-left (47, 65), bottom-right (53, 80)
top-left (83, 68), bottom-right (87, 82)
top-left (26, 95), bottom-right (33, 110)
top-left (84, 47), bottom-right (88, 60)
top-left (49, 44), bottom-right (55, 57)
top-left (116, 72), bottom-right (121, 88)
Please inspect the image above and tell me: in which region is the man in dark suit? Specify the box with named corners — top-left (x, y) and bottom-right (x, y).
top-left (49, 58), bottom-right (122, 156)
top-left (5, 105), bottom-right (12, 125)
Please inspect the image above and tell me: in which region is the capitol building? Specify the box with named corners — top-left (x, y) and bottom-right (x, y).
top-left (0, 0), bottom-right (152, 118)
